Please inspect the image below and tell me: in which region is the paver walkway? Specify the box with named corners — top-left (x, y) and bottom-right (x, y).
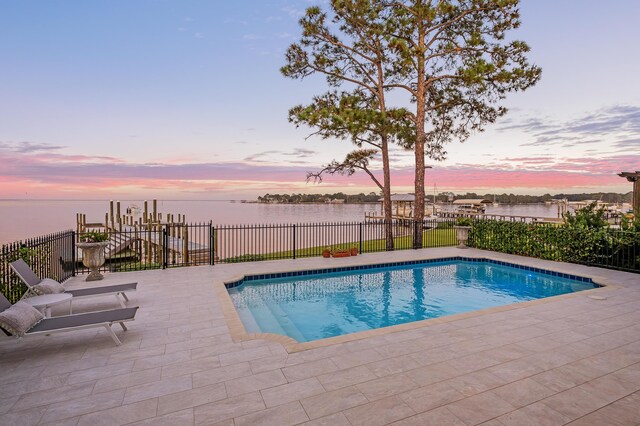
top-left (1, 248), bottom-right (639, 425)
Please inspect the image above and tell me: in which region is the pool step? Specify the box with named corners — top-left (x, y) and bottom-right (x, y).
top-left (236, 307), bottom-right (262, 334)
top-left (248, 305), bottom-right (288, 337)
top-left (262, 300), bottom-right (306, 343)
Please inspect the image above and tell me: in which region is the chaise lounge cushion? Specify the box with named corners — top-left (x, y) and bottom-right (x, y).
top-left (32, 279), bottom-right (65, 295)
top-left (0, 301), bottom-right (44, 336)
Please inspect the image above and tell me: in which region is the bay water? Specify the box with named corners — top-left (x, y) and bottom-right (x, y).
top-left (0, 199), bottom-right (561, 244)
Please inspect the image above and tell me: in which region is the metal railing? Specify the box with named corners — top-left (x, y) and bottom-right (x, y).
top-left (0, 230), bottom-right (75, 303)
top-left (1, 219), bottom-right (638, 302)
top-left (76, 222), bottom-right (215, 273)
top-left (213, 219), bottom-right (457, 263)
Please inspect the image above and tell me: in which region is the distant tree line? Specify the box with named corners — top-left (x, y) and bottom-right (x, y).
top-left (257, 192), bottom-right (381, 204)
top-left (258, 192), bottom-right (632, 204)
top-left (438, 192), bottom-right (631, 204)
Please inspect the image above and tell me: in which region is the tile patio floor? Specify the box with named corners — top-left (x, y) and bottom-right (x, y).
top-left (1, 248), bottom-right (639, 425)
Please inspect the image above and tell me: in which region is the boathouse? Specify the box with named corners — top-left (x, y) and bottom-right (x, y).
top-left (619, 171), bottom-right (640, 214)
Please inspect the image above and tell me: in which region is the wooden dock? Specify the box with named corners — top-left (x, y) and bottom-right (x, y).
top-left (76, 200), bottom-right (211, 266)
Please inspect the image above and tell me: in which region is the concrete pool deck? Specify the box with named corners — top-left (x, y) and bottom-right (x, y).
top-left (1, 248), bottom-right (639, 425)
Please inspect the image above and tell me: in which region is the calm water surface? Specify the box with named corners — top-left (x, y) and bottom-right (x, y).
top-left (0, 200), bottom-right (561, 244)
top-left (229, 260), bottom-right (597, 342)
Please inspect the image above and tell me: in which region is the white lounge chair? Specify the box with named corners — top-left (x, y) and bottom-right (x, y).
top-left (0, 293), bottom-right (138, 346)
top-left (10, 259), bottom-right (137, 308)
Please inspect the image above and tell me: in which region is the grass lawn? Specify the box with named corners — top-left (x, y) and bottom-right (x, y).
top-left (223, 228), bottom-right (457, 262)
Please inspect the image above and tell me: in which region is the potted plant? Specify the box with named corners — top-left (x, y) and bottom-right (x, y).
top-left (322, 247), bottom-right (331, 258)
top-left (331, 245), bottom-right (351, 258)
top-left (76, 231), bottom-right (109, 281)
top-left (453, 218), bottom-right (473, 249)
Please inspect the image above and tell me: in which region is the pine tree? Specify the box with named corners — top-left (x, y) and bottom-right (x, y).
top-left (282, 1), bottom-right (413, 250)
top-left (386, 0), bottom-right (542, 246)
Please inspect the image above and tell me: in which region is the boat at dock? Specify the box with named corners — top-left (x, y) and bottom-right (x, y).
top-left (451, 199), bottom-right (492, 215)
top-left (364, 194), bottom-right (440, 222)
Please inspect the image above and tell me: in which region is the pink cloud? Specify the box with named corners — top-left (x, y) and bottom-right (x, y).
top-left (0, 145), bottom-right (636, 198)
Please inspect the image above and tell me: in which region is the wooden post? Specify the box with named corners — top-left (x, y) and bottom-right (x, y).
top-left (153, 199), bottom-right (157, 223)
top-left (144, 201), bottom-right (148, 224)
top-left (109, 200), bottom-right (115, 230)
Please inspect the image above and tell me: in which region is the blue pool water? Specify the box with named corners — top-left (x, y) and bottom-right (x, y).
top-left (227, 259), bottom-right (598, 343)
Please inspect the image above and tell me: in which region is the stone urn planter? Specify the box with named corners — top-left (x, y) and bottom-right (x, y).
top-left (453, 226), bottom-right (472, 249)
top-left (77, 241), bottom-right (108, 281)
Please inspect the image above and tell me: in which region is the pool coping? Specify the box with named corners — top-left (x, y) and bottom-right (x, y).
top-left (214, 249), bottom-right (616, 353)
top-left (224, 256), bottom-right (598, 287)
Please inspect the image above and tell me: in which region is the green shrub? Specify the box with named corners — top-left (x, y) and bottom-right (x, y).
top-left (563, 201), bottom-right (608, 229)
top-left (82, 231), bottom-right (108, 242)
top-left (468, 203), bottom-right (639, 271)
top-left (436, 221), bottom-right (453, 229)
top-left (1, 245), bottom-right (51, 303)
top-left (456, 217), bottom-right (473, 226)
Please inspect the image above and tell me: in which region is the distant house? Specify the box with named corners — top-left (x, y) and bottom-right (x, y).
top-left (326, 199), bottom-right (345, 204)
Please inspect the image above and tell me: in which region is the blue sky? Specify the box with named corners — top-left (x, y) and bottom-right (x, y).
top-left (0, 0), bottom-right (638, 199)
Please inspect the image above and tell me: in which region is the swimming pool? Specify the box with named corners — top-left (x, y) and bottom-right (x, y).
top-left (226, 258), bottom-right (599, 343)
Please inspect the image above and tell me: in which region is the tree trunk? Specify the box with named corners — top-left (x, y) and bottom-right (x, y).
top-left (413, 22), bottom-right (426, 249)
top-left (414, 131), bottom-right (425, 248)
top-left (381, 133), bottom-right (394, 250)
top-left (376, 56), bottom-right (394, 252)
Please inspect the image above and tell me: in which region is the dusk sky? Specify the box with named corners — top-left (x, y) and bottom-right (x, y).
top-left (1, 0), bottom-right (638, 200)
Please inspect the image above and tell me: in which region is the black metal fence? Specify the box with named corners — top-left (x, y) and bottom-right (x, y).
top-left (76, 222), bottom-right (214, 274)
top-left (0, 230), bottom-right (75, 303)
top-left (214, 219), bottom-right (457, 262)
top-left (1, 218), bottom-right (638, 303)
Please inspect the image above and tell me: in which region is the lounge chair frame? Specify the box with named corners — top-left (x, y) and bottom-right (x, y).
top-left (10, 259), bottom-right (136, 308)
top-left (0, 294), bottom-right (138, 346)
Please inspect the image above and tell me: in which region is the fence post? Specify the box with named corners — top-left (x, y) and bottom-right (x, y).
top-left (359, 222), bottom-right (363, 254)
top-left (210, 222), bottom-right (215, 266)
top-left (292, 224), bottom-right (297, 260)
top-left (183, 225), bottom-right (189, 265)
top-left (162, 226), bottom-right (168, 269)
top-left (71, 231), bottom-right (76, 276)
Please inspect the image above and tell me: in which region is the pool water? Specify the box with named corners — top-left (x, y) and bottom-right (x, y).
top-left (227, 259), bottom-right (598, 343)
